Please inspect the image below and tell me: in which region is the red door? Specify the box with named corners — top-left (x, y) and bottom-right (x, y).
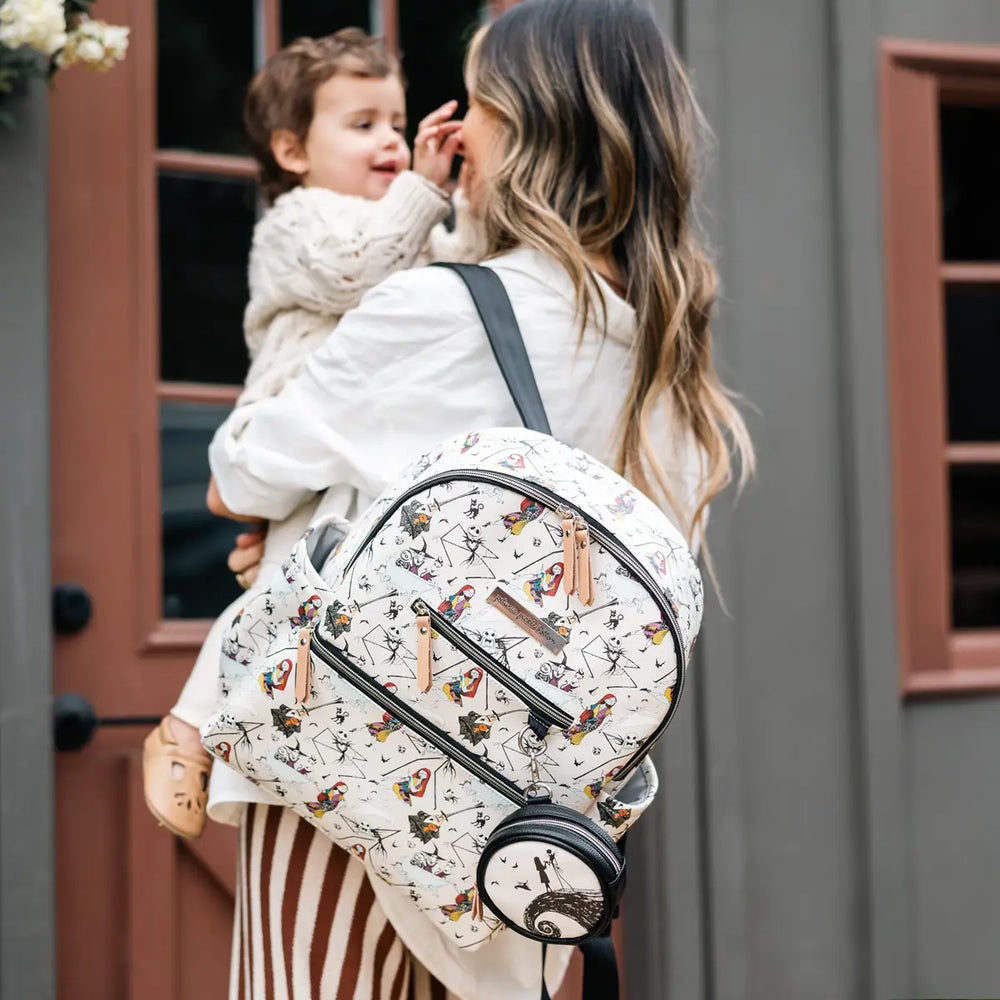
top-left (49, 2), bottom-right (588, 997)
top-left (49, 0), bottom-right (246, 994)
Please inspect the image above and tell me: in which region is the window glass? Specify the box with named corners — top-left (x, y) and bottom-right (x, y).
top-left (159, 173), bottom-right (256, 386)
top-left (281, 0), bottom-right (371, 44)
top-left (161, 400), bottom-right (245, 619)
top-left (158, 0), bottom-right (255, 155)
top-left (940, 104), bottom-right (1000, 262)
top-left (951, 464), bottom-right (1000, 629)
top-left (399, 0), bottom-right (485, 162)
top-left (946, 286), bottom-right (1000, 442)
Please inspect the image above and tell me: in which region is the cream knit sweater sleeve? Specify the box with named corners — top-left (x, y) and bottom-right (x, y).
top-left (242, 171), bottom-right (451, 359)
top-left (237, 172), bottom-right (453, 405)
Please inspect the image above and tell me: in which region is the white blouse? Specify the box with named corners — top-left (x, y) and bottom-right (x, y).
top-left (210, 247), bottom-right (702, 531)
top-left (208, 246), bottom-right (703, 1000)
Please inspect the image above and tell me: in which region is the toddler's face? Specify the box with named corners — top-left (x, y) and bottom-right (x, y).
top-left (299, 73), bottom-right (410, 199)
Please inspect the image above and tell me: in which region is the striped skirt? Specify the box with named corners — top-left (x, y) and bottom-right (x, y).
top-left (230, 803), bottom-right (459, 1000)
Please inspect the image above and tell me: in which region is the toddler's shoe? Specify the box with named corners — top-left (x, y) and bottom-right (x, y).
top-left (142, 717), bottom-right (211, 839)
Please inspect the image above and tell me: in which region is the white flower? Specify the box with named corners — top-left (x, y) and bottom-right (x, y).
top-left (56, 14), bottom-right (129, 71)
top-left (99, 21), bottom-right (128, 60)
top-left (73, 35), bottom-right (101, 62)
top-left (0, 0), bottom-right (67, 56)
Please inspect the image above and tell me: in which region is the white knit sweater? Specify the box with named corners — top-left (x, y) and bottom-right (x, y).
top-left (239, 170), bottom-right (487, 406)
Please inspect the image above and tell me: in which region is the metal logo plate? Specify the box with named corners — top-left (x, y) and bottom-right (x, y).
top-left (485, 587), bottom-right (569, 653)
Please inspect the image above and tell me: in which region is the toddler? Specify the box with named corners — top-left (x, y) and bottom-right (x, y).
top-left (143, 28), bottom-right (484, 838)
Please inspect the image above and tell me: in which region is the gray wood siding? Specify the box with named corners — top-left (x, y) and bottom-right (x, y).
top-left (686, 0), bottom-right (864, 996)
top-left (837, 2), bottom-right (1000, 995)
top-left (0, 80), bottom-right (55, 1000)
top-left (633, 1), bottom-right (1000, 998)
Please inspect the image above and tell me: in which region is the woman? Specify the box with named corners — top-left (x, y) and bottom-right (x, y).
top-left (208, 2), bottom-right (752, 998)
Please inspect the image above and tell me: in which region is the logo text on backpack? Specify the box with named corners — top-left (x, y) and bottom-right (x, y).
top-left (486, 587), bottom-right (569, 653)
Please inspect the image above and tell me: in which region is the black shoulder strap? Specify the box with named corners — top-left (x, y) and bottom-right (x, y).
top-left (432, 262), bottom-right (552, 436)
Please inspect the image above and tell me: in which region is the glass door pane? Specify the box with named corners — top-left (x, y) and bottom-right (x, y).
top-left (161, 400), bottom-right (245, 619)
top-left (951, 464), bottom-right (1000, 629)
top-left (159, 173), bottom-right (256, 385)
top-left (281, 0), bottom-right (372, 43)
top-left (940, 104), bottom-right (1000, 262)
top-left (158, 0), bottom-right (256, 154)
top-left (399, 1), bottom-right (487, 152)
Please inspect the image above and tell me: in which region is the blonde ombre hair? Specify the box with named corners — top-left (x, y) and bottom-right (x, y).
top-left (466, 0), bottom-right (753, 545)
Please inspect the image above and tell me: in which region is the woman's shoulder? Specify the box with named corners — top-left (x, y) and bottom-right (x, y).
top-left (339, 250), bottom-right (609, 356)
top-left (357, 261), bottom-right (486, 316)
top-left (354, 254), bottom-right (571, 335)
top-left (330, 264), bottom-right (486, 358)
top-left (369, 250), bottom-right (568, 306)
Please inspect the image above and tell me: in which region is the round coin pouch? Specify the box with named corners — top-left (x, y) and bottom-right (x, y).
top-left (476, 799), bottom-right (626, 943)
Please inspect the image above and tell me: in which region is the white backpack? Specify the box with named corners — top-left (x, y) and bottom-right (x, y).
top-left (202, 265), bottom-right (703, 967)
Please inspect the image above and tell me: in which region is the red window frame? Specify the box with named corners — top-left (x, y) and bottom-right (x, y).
top-left (881, 38), bottom-right (1000, 694)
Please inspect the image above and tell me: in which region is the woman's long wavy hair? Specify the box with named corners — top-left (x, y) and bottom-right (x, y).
top-left (466, 0), bottom-right (753, 544)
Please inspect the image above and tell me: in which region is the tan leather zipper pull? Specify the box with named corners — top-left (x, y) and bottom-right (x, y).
top-left (416, 609), bottom-right (433, 693)
top-left (576, 518), bottom-right (594, 606)
top-left (295, 628), bottom-right (313, 703)
top-left (562, 515), bottom-right (577, 596)
top-left (471, 885), bottom-right (484, 923)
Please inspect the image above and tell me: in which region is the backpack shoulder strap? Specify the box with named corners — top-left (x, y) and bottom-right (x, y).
top-left (432, 262), bottom-right (552, 436)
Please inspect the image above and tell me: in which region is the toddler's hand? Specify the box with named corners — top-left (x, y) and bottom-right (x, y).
top-left (455, 162), bottom-right (482, 215)
top-left (414, 100), bottom-right (463, 189)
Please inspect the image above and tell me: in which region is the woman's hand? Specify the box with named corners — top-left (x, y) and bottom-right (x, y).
top-left (228, 528), bottom-right (267, 590)
top-left (413, 100), bottom-right (463, 189)
top-left (207, 476), bottom-right (267, 588)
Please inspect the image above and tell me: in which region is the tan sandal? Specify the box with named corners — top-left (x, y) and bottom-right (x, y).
top-left (142, 718), bottom-right (211, 839)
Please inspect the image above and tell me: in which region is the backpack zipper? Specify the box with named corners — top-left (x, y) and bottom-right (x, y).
top-left (309, 629), bottom-right (525, 807)
top-left (561, 512), bottom-right (577, 597)
top-left (411, 599), bottom-right (575, 731)
top-left (574, 516), bottom-right (594, 606)
top-left (340, 468), bottom-right (686, 783)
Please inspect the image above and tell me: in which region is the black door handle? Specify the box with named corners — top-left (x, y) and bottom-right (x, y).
top-left (53, 692), bottom-right (160, 751)
top-left (52, 582), bottom-right (93, 635)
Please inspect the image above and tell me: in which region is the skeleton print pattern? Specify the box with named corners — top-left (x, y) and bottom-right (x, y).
top-left (479, 840), bottom-right (608, 940)
top-left (202, 428), bottom-right (699, 951)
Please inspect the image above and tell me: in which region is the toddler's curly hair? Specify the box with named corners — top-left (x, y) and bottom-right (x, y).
top-left (244, 29), bottom-right (402, 205)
